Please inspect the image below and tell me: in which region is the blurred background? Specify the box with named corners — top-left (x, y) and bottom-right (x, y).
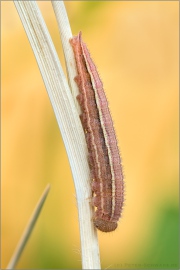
top-left (1, 1), bottom-right (179, 269)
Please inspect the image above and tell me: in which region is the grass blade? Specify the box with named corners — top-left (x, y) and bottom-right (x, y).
top-left (13, 1), bottom-right (100, 269)
top-left (6, 184), bottom-right (50, 269)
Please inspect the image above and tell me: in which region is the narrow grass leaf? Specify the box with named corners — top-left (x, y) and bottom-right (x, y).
top-left (6, 184), bottom-right (50, 269)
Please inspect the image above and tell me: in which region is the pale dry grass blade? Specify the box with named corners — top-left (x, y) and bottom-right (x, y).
top-left (51, 1), bottom-right (80, 112)
top-left (13, 1), bottom-right (100, 269)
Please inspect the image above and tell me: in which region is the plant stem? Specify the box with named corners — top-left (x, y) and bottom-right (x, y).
top-left (14, 1), bottom-right (101, 269)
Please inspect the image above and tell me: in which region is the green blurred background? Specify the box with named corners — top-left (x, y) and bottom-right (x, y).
top-left (1, 1), bottom-right (179, 269)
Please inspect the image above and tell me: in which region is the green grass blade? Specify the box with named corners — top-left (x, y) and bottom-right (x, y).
top-left (6, 184), bottom-right (50, 269)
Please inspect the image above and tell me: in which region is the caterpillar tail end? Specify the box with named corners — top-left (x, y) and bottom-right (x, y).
top-left (94, 218), bottom-right (118, 232)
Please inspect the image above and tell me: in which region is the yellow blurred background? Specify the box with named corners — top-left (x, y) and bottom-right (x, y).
top-left (1, 1), bottom-right (179, 269)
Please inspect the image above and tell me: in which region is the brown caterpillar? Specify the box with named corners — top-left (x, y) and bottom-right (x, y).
top-left (70, 32), bottom-right (124, 232)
